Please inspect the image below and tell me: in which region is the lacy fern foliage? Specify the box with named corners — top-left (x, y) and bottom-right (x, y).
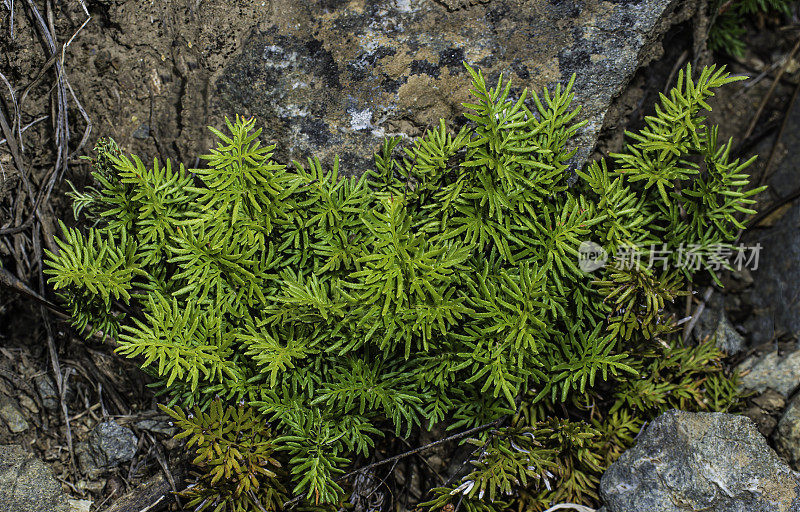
top-left (46, 63), bottom-right (758, 511)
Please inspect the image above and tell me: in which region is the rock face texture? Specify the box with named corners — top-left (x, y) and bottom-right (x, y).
top-left (0, 396), bottom-right (29, 434)
top-left (0, 445), bottom-right (69, 512)
top-left (739, 84), bottom-right (800, 345)
top-left (738, 349), bottom-right (800, 398)
top-left (0, 0), bottom-right (697, 212)
top-left (77, 420), bottom-right (138, 477)
top-left (601, 410), bottom-right (800, 512)
top-left (215, 0), bottom-right (693, 172)
top-left (693, 294), bottom-right (745, 355)
top-left (777, 394), bottom-right (800, 468)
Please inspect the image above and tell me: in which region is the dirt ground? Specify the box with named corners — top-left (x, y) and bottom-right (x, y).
top-left (0, 0), bottom-right (799, 510)
top-left (0, 1), bottom-right (280, 508)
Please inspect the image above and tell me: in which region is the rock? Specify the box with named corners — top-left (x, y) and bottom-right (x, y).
top-left (77, 420), bottom-right (138, 476)
top-left (134, 418), bottom-right (178, 437)
top-left (753, 389), bottom-right (787, 412)
top-left (68, 499), bottom-right (93, 512)
top-left (0, 445), bottom-right (69, 512)
top-left (132, 123), bottom-right (150, 139)
top-left (89, 420), bottom-right (138, 466)
top-left (737, 349), bottom-right (800, 397)
top-left (600, 410), bottom-right (800, 512)
top-left (740, 83), bottom-right (800, 345)
top-left (77, 478), bottom-right (105, 494)
top-left (743, 403), bottom-right (779, 438)
top-left (777, 394), bottom-right (800, 468)
top-left (711, 313), bottom-right (745, 355)
top-left (693, 294), bottom-right (745, 355)
top-left (0, 0), bottom-right (700, 198)
top-left (215, 0), bottom-right (695, 173)
top-left (34, 374), bottom-right (59, 412)
top-left (18, 395), bottom-right (38, 415)
top-left (0, 397), bottom-right (29, 434)
top-left (727, 267), bottom-right (754, 292)
top-left (744, 389), bottom-right (787, 438)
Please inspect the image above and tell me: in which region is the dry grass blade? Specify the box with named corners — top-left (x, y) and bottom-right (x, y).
top-left (3, 0), bottom-right (15, 38)
top-left (0, 266), bottom-right (64, 312)
top-left (757, 74), bottom-right (800, 187)
top-left (0, 99), bottom-right (40, 236)
top-left (61, 367), bottom-right (77, 473)
top-left (682, 286), bottom-right (714, 344)
top-left (16, 50), bottom-right (58, 120)
top-left (63, 75), bottom-right (92, 162)
top-left (102, 463), bottom-right (188, 512)
top-left (56, 12), bottom-right (92, 166)
top-left (0, 93), bottom-right (25, 173)
top-left (22, 0), bottom-right (70, 182)
top-left (0, 115), bottom-right (48, 146)
top-left (0, 69), bottom-right (21, 135)
top-left (65, 348), bottom-right (130, 414)
top-left (145, 431), bottom-right (182, 509)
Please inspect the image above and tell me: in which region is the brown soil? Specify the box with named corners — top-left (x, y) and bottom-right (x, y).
top-left (0, 1), bottom-right (275, 508)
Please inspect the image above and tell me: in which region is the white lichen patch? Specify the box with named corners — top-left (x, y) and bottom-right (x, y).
top-left (262, 45), bottom-right (299, 68)
top-left (349, 108), bottom-right (373, 131)
top-left (395, 0), bottom-right (413, 13)
top-left (275, 104), bottom-right (311, 118)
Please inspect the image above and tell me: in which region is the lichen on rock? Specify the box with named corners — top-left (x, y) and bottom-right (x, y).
top-left (601, 410), bottom-right (800, 512)
top-left (215, 0), bottom-right (696, 173)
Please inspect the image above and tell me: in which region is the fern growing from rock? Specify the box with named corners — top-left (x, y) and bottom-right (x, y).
top-left (46, 63), bottom-right (760, 511)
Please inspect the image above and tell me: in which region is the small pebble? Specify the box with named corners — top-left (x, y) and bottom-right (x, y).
top-left (34, 375), bottom-right (59, 412)
top-left (18, 394), bottom-right (39, 414)
top-left (69, 498), bottom-right (93, 512)
top-left (0, 397), bottom-right (29, 433)
top-left (132, 123), bottom-right (150, 139)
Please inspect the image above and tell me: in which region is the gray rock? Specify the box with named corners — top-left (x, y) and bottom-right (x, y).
top-left (34, 374), bottom-right (59, 412)
top-left (131, 123), bottom-right (150, 139)
top-left (777, 394), bottom-right (800, 468)
top-left (737, 349), bottom-right (800, 397)
top-left (78, 420), bottom-right (138, 476)
top-left (134, 418), bottom-right (178, 437)
top-left (91, 420), bottom-right (138, 466)
top-left (712, 314), bottom-right (745, 355)
top-left (601, 410), bottom-right (800, 512)
top-left (0, 397), bottom-right (29, 434)
top-left (740, 80), bottom-right (800, 346)
top-left (753, 389), bottom-right (787, 413)
top-left (215, 0), bottom-right (695, 173)
top-left (0, 445), bottom-right (69, 512)
top-left (693, 294), bottom-right (745, 355)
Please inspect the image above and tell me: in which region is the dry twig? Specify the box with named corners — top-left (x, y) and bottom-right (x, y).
top-left (682, 286), bottom-right (714, 343)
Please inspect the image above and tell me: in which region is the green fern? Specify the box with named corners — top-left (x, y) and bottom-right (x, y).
top-left (46, 63), bottom-right (757, 511)
top-left (162, 400), bottom-right (288, 512)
